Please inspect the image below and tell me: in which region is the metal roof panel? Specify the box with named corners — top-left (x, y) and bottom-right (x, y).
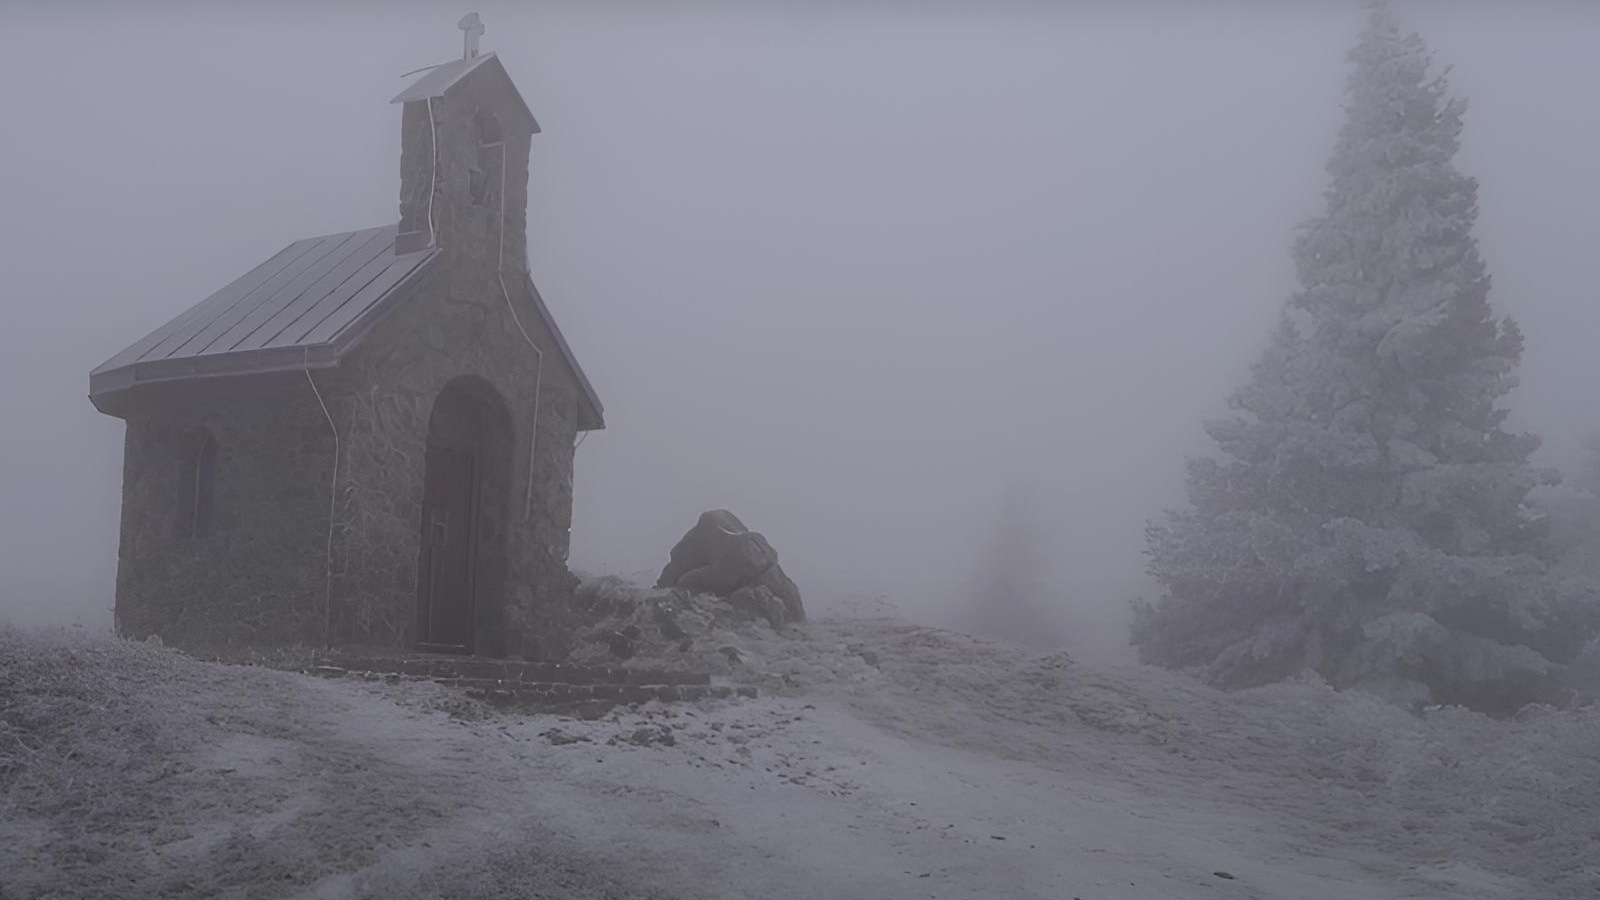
top-left (172, 230), bottom-right (362, 359)
top-left (299, 250), bottom-right (432, 346)
top-left (99, 238), bottom-right (319, 372)
top-left (262, 247), bottom-right (419, 349)
top-left (211, 226), bottom-right (393, 354)
top-left (89, 225), bottom-right (439, 402)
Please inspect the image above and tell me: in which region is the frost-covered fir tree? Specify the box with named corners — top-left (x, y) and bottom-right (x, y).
top-left (1132, 4), bottom-right (1598, 715)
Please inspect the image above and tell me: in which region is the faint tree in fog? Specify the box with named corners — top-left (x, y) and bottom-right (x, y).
top-left (965, 488), bottom-right (1061, 649)
top-left (1132, 4), bottom-right (1600, 715)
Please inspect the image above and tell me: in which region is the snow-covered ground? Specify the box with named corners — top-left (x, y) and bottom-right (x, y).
top-left (2, 618), bottom-right (1595, 899)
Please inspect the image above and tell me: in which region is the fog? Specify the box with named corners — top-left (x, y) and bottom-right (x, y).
top-left (3, 1), bottom-right (1598, 664)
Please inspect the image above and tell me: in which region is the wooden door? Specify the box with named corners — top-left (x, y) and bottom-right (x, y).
top-left (416, 400), bottom-right (481, 653)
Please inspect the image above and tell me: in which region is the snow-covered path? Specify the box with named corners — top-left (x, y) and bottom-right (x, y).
top-left (481, 699), bottom-right (1435, 900)
top-left (267, 675), bottom-right (1513, 900)
top-left (7, 620), bottom-right (1593, 899)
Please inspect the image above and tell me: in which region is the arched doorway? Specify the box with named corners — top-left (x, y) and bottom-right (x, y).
top-left (415, 377), bottom-right (512, 654)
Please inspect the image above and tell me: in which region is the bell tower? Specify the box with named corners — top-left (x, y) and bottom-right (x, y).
top-left (391, 15), bottom-right (540, 273)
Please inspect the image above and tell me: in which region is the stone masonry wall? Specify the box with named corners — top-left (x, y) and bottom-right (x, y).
top-left (113, 377), bottom-right (338, 648)
top-left (322, 261), bottom-right (583, 659)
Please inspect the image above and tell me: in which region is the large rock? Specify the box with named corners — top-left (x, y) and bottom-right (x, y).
top-left (656, 510), bottom-right (804, 625)
top-left (656, 509), bottom-right (747, 587)
top-left (727, 585), bottom-right (788, 630)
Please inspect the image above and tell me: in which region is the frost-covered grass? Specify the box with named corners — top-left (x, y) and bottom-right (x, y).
top-left (0, 626), bottom-right (333, 898)
top-left (0, 627), bottom-right (205, 861)
top-left (714, 615), bottom-right (1600, 894)
top-left (3, 613), bottom-right (1598, 897)
top-left (0, 625), bottom-right (667, 900)
top-left (572, 585), bottom-right (1600, 894)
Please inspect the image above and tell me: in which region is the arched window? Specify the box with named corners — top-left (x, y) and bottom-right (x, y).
top-left (177, 427), bottom-right (217, 538)
top-left (474, 108), bottom-right (503, 145)
top-left (469, 109), bottom-right (504, 208)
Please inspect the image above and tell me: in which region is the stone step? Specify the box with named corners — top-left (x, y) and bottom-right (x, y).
top-left (313, 654), bottom-right (711, 687)
top-left (465, 682), bottom-right (756, 705)
top-left (304, 665), bottom-right (757, 715)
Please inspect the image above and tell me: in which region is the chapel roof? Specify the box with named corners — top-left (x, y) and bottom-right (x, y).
top-left (90, 225), bottom-right (433, 400)
top-left (88, 223), bottom-right (604, 430)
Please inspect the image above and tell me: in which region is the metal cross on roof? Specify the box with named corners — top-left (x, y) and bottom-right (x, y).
top-left (458, 13), bottom-right (484, 60)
